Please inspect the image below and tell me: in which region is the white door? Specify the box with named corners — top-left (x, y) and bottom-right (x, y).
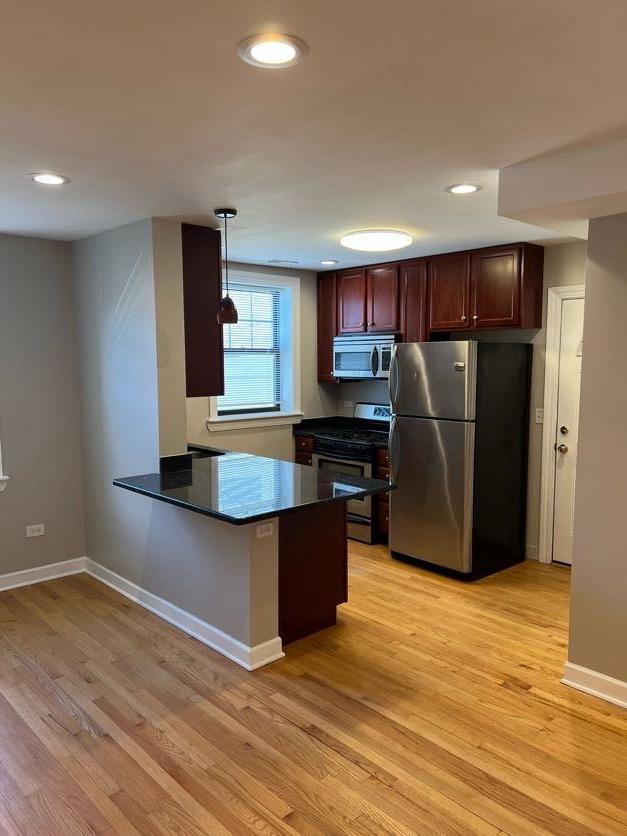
top-left (552, 298), bottom-right (585, 565)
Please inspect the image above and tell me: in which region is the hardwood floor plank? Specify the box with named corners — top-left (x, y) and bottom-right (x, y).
top-left (0, 549), bottom-right (625, 834)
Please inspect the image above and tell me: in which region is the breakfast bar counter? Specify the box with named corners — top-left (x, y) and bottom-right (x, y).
top-left (114, 446), bottom-right (392, 666)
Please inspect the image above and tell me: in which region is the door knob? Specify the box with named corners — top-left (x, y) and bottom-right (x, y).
top-left (556, 443), bottom-right (569, 454)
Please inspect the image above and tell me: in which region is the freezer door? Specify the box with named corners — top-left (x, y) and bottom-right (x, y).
top-left (389, 341), bottom-right (477, 420)
top-left (389, 416), bottom-right (474, 572)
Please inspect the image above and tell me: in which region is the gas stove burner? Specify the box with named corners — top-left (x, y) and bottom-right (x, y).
top-left (321, 429), bottom-right (374, 442)
top-left (317, 428), bottom-right (388, 444)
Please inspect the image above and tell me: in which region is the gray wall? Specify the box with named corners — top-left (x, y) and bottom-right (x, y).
top-left (73, 220), bottom-right (276, 646)
top-left (0, 234), bottom-right (85, 573)
top-left (569, 214), bottom-right (627, 682)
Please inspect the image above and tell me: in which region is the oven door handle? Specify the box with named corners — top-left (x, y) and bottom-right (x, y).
top-left (313, 450), bottom-right (371, 466)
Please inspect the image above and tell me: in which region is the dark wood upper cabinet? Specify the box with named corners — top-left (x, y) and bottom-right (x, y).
top-left (181, 223), bottom-right (224, 397)
top-left (428, 253), bottom-right (471, 331)
top-left (399, 260), bottom-right (428, 342)
top-left (337, 269), bottom-right (367, 333)
top-left (471, 246), bottom-right (520, 329)
top-left (366, 264), bottom-right (400, 332)
top-left (518, 243), bottom-right (545, 329)
top-left (320, 243), bottom-right (543, 355)
top-left (471, 243), bottom-right (544, 329)
top-left (317, 272), bottom-right (338, 382)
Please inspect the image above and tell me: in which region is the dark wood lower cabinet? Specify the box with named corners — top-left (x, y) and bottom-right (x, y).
top-left (279, 502), bottom-right (348, 644)
top-left (376, 501), bottom-right (390, 540)
top-left (374, 448), bottom-right (390, 543)
top-left (294, 435), bottom-right (313, 466)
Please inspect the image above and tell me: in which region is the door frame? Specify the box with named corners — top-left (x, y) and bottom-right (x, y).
top-left (539, 284), bottom-right (585, 564)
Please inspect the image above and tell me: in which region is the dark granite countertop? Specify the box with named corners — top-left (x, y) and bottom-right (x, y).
top-left (113, 447), bottom-right (393, 525)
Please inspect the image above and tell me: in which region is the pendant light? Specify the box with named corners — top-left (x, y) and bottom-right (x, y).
top-left (215, 207), bottom-right (238, 324)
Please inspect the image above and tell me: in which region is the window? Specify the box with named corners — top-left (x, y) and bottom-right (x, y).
top-left (218, 283), bottom-right (282, 415)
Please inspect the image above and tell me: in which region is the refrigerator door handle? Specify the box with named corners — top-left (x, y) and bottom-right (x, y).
top-left (389, 416), bottom-right (400, 483)
top-left (389, 347), bottom-right (400, 409)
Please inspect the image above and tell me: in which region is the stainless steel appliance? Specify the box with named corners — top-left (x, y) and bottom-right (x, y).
top-left (311, 403), bottom-right (391, 543)
top-left (389, 341), bottom-right (531, 577)
top-left (333, 334), bottom-right (397, 380)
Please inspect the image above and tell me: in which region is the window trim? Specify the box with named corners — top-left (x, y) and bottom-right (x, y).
top-left (206, 269), bottom-right (303, 430)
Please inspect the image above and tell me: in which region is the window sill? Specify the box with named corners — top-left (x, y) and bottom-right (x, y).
top-left (205, 411), bottom-right (304, 432)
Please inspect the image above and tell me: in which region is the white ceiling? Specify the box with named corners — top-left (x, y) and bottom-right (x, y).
top-left (2, 0), bottom-right (627, 269)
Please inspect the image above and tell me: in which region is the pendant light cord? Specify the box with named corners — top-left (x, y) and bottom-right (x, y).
top-left (223, 214), bottom-right (229, 296)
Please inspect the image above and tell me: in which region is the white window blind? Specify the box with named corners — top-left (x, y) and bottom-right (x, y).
top-left (218, 283), bottom-right (282, 415)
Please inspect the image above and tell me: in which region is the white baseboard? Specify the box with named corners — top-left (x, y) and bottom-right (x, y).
top-left (84, 559), bottom-right (284, 671)
top-left (525, 545), bottom-right (539, 561)
top-left (562, 662), bottom-right (627, 710)
top-left (0, 557), bottom-right (87, 592)
top-left (0, 557), bottom-right (284, 671)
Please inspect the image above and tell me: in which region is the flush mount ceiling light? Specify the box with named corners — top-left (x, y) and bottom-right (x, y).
top-left (237, 34), bottom-right (308, 68)
top-left (320, 259), bottom-right (339, 266)
top-left (340, 230), bottom-right (413, 252)
top-left (445, 183), bottom-right (482, 195)
top-left (29, 172), bottom-right (71, 186)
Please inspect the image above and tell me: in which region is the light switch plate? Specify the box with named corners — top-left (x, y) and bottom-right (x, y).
top-left (535, 408), bottom-right (544, 425)
top-left (344, 400), bottom-right (354, 409)
top-left (256, 522), bottom-right (274, 539)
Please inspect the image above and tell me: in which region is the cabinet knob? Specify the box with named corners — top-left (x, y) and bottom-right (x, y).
top-left (369, 321), bottom-right (375, 327)
top-left (473, 315), bottom-right (479, 320)
top-left (359, 321), bottom-right (364, 327)
top-left (461, 315), bottom-right (466, 321)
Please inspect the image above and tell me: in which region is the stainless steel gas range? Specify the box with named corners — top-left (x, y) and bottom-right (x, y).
top-left (309, 403), bottom-right (391, 543)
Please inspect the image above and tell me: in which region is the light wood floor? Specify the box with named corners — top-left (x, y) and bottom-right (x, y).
top-left (0, 546), bottom-right (625, 835)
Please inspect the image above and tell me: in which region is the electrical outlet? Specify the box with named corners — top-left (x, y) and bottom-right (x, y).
top-left (26, 523), bottom-right (45, 538)
top-left (256, 522), bottom-right (274, 539)
top-left (535, 408), bottom-right (544, 425)
top-left (344, 400), bottom-right (354, 409)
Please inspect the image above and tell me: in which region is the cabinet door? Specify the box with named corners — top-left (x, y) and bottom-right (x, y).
top-left (399, 260), bottom-right (428, 342)
top-left (471, 246), bottom-right (520, 329)
top-left (317, 272), bottom-right (338, 381)
top-left (337, 269), bottom-right (367, 333)
top-left (182, 223), bottom-right (224, 396)
top-left (366, 265), bottom-right (399, 332)
top-left (428, 253), bottom-right (471, 331)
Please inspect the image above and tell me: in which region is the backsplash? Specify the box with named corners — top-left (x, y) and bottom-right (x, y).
top-left (334, 380), bottom-right (390, 416)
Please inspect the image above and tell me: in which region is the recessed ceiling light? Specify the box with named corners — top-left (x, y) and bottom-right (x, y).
top-left (237, 34), bottom-right (307, 68)
top-left (446, 183), bottom-right (481, 195)
top-left (321, 259), bottom-right (339, 266)
top-left (29, 172), bottom-right (71, 186)
top-left (340, 230), bottom-right (413, 252)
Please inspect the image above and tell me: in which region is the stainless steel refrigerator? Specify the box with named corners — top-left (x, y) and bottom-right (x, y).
top-left (389, 341), bottom-right (531, 577)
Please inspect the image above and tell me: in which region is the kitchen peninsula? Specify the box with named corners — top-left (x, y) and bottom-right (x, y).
top-left (114, 447), bottom-right (392, 669)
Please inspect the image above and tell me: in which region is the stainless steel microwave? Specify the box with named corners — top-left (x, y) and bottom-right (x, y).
top-left (333, 334), bottom-right (397, 380)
